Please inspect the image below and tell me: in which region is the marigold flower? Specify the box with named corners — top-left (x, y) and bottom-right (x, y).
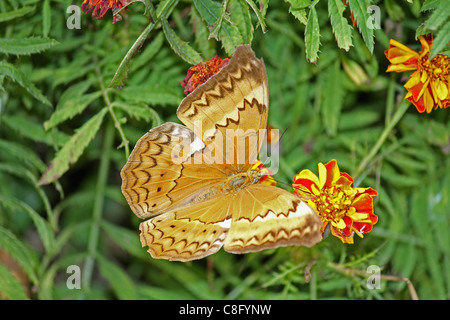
top-left (81, 0), bottom-right (130, 24)
top-left (385, 35), bottom-right (450, 113)
top-left (251, 160), bottom-right (277, 186)
top-left (292, 159), bottom-right (378, 244)
top-left (181, 55), bottom-right (230, 95)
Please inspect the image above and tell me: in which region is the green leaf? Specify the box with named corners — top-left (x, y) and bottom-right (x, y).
top-left (420, 0), bottom-right (439, 12)
top-left (119, 85), bottom-right (182, 106)
top-left (0, 196), bottom-right (56, 255)
top-left (109, 22), bottom-right (158, 88)
top-left (229, 0), bottom-right (254, 44)
top-left (190, 5), bottom-right (216, 58)
top-left (429, 19), bottom-right (450, 59)
top-left (113, 102), bottom-right (162, 125)
top-left (102, 221), bottom-right (147, 258)
top-left (385, 0), bottom-right (404, 21)
top-left (161, 18), bottom-right (202, 65)
top-left (44, 91), bottom-right (102, 130)
top-left (97, 254), bottom-right (139, 300)
top-left (347, 0), bottom-right (374, 53)
top-left (0, 264), bottom-right (29, 300)
top-left (423, 0), bottom-right (450, 31)
top-left (286, 0), bottom-right (313, 24)
top-left (193, 0), bottom-right (243, 55)
top-left (0, 37), bottom-right (58, 55)
top-left (0, 5), bottom-right (35, 22)
top-left (129, 32), bottom-right (164, 73)
top-left (304, 6), bottom-right (320, 63)
top-left (285, 0), bottom-right (312, 9)
top-left (328, 0), bottom-right (353, 51)
top-left (0, 139), bottom-right (46, 172)
top-left (2, 114), bottom-right (69, 146)
top-left (0, 61), bottom-right (52, 106)
top-left (241, 0), bottom-right (267, 34)
top-left (0, 226), bottom-right (38, 284)
top-left (38, 108), bottom-right (108, 185)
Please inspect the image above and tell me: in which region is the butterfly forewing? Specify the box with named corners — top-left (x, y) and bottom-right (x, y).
top-left (177, 45), bottom-right (269, 173)
top-left (121, 122), bottom-right (226, 219)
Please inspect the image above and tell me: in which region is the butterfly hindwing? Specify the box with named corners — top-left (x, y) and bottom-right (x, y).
top-left (139, 195), bottom-right (233, 261)
top-left (224, 184), bottom-right (323, 254)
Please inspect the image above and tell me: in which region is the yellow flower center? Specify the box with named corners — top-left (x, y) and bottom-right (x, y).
top-left (311, 186), bottom-right (353, 227)
top-left (420, 54), bottom-right (450, 82)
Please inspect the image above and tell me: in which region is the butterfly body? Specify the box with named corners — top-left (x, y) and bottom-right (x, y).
top-left (121, 45), bottom-right (323, 261)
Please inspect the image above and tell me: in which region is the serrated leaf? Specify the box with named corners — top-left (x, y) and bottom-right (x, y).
top-left (193, 0), bottom-right (243, 55)
top-left (97, 254), bottom-right (139, 300)
top-left (328, 0), bottom-right (353, 51)
top-left (0, 264), bottom-right (29, 300)
top-left (289, 7), bottom-right (307, 24)
top-left (0, 5), bottom-right (35, 22)
top-left (113, 102), bottom-right (162, 125)
top-left (423, 0), bottom-right (450, 31)
top-left (0, 37), bottom-right (58, 55)
top-left (304, 6), bottom-right (320, 63)
top-left (241, 0), bottom-right (267, 33)
top-left (429, 19), bottom-right (450, 59)
top-left (0, 61), bottom-right (52, 106)
top-left (44, 91), bottom-right (102, 130)
top-left (38, 108), bottom-right (108, 185)
top-left (161, 18), bottom-right (202, 65)
top-left (230, 0), bottom-right (254, 44)
top-left (285, 0), bottom-right (311, 24)
top-left (420, 0), bottom-right (439, 12)
top-left (347, 0), bottom-right (374, 53)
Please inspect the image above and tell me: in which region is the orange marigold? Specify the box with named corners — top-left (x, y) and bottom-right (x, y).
top-left (181, 55), bottom-right (230, 95)
top-left (385, 35), bottom-right (450, 113)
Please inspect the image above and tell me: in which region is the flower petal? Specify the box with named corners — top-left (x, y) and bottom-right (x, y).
top-left (323, 159), bottom-right (340, 188)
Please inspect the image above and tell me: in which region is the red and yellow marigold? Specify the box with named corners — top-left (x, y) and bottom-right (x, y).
top-left (293, 159), bottom-right (378, 244)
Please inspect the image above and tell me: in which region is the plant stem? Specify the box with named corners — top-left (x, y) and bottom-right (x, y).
top-left (82, 119), bottom-right (114, 292)
top-left (354, 100), bottom-right (410, 180)
top-left (94, 57), bottom-right (130, 159)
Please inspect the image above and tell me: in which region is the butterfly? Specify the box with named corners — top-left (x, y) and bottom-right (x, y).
top-left (120, 45), bottom-right (322, 261)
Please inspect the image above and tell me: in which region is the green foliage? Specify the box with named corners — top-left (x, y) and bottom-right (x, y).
top-left (0, 0), bottom-right (449, 301)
